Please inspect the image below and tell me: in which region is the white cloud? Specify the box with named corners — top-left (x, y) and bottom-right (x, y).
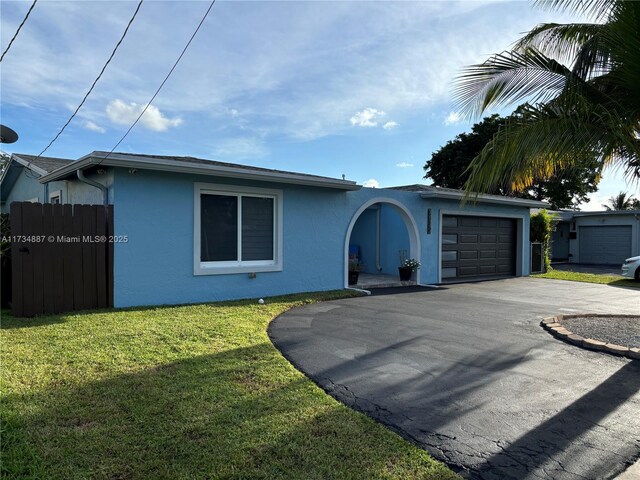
top-left (396, 162), bottom-right (414, 168)
top-left (444, 111), bottom-right (462, 126)
top-left (363, 178), bottom-right (380, 188)
top-left (106, 100), bottom-right (182, 132)
top-left (82, 120), bottom-right (106, 133)
top-left (350, 108), bottom-right (385, 127)
top-left (229, 108), bottom-right (239, 117)
top-left (0, 1), bottom-right (588, 147)
top-left (383, 121), bottom-right (398, 130)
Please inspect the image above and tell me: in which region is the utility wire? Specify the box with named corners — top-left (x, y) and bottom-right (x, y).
top-left (34, 0), bottom-right (144, 162)
top-left (0, 0), bottom-right (38, 63)
top-left (95, 0), bottom-right (216, 166)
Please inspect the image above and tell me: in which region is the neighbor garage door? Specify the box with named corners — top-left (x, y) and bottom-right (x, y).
top-left (441, 215), bottom-right (517, 281)
top-left (579, 225), bottom-right (632, 265)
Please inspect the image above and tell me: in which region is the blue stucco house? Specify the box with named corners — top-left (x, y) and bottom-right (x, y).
top-left (1, 151), bottom-right (546, 308)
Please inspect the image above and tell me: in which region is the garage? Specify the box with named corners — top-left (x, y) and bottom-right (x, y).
top-left (579, 225), bottom-right (632, 265)
top-left (441, 215), bottom-right (517, 281)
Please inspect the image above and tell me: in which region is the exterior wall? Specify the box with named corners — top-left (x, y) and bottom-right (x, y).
top-left (113, 168), bottom-right (364, 308)
top-left (568, 214), bottom-right (640, 263)
top-left (551, 221), bottom-right (570, 261)
top-left (349, 205), bottom-right (409, 275)
top-left (349, 207), bottom-right (377, 272)
top-left (66, 169), bottom-right (115, 205)
top-left (1, 167), bottom-right (114, 213)
top-left (113, 166), bottom-right (534, 308)
top-left (2, 169), bottom-right (49, 211)
top-left (380, 205), bottom-right (411, 274)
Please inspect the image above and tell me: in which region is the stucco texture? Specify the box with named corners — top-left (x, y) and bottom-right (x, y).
top-left (112, 168), bottom-right (532, 308)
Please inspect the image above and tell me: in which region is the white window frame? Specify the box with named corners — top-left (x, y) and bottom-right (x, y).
top-left (194, 183), bottom-right (283, 275)
top-left (49, 189), bottom-right (62, 204)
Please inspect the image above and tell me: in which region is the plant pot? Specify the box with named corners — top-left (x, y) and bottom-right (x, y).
top-left (348, 271), bottom-right (360, 285)
top-left (398, 266), bottom-right (412, 281)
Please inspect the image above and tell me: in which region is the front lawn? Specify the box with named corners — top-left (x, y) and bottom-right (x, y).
top-left (1, 291), bottom-right (458, 480)
top-left (533, 270), bottom-right (640, 289)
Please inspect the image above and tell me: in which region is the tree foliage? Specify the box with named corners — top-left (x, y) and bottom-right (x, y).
top-left (530, 209), bottom-right (556, 271)
top-left (602, 191), bottom-right (640, 210)
top-left (453, 0), bottom-right (640, 196)
top-left (424, 113), bottom-right (599, 209)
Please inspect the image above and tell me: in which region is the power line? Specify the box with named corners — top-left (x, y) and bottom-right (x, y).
top-left (0, 0), bottom-right (38, 63)
top-left (95, 0), bottom-right (216, 166)
top-left (35, 0), bottom-right (144, 161)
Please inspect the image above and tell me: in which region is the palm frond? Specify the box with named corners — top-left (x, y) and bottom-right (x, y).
top-left (534, 0), bottom-right (614, 22)
top-left (601, 2), bottom-right (640, 113)
top-left (514, 22), bottom-right (604, 64)
top-left (462, 103), bottom-right (640, 197)
top-left (455, 0), bottom-right (640, 191)
top-left (454, 48), bottom-right (573, 118)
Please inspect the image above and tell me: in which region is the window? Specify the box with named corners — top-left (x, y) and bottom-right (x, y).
top-left (194, 183), bottom-right (283, 275)
top-left (442, 234), bottom-right (457, 245)
top-left (442, 251), bottom-right (457, 262)
top-left (442, 267), bottom-right (457, 278)
top-left (49, 190), bottom-right (62, 204)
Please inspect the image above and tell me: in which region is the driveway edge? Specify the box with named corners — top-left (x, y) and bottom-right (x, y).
top-left (541, 314), bottom-right (640, 360)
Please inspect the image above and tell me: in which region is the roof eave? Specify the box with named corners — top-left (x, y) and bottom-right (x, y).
top-left (573, 210), bottom-right (640, 217)
top-left (39, 154), bottom-right (361, 191)
top-left (11, 154), bottom-right (47, 176)
top-left (419, 190), bottom-right (549, 208)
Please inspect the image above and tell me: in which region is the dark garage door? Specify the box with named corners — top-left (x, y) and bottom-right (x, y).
top-left (579, 225), bottom-right (632, 265)
top-left (441, 215), bottom-right (517, 281)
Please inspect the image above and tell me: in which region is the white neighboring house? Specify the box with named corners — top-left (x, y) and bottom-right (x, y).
top-left (549, 210), bottom-right (640, 265)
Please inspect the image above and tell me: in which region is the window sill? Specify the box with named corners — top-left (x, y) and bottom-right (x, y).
top-left (194, 263), bottom-right (283, 276)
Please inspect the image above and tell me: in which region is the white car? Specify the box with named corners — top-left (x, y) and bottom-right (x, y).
top-left (621, 256), bottom-right (640, 281)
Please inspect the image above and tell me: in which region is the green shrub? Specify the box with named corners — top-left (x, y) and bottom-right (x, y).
top-left (530, 209), bottom-right (557, 271)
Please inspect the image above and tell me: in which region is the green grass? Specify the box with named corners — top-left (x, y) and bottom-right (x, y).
top-left (533, 269), bottom-right (640, 289)
top-left (0, 291), bottom-right (458, 480)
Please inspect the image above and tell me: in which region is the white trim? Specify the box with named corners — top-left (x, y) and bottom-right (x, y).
top-left (344, 197), bottom-right (422, 288)
top-left (49, 189), bottom-right (62, 204)
top-left (193, 182), bottom-right (283, 275)
top-left (438, 210), bottom-right (526, 283)
top-left (11, 154), bottom-right (48, 176)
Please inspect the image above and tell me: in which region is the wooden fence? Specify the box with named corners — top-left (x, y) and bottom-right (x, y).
top-left (10, 202), bottom-right (114, 317)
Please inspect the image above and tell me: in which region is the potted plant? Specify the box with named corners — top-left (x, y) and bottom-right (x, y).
top-left (398, 258), bottom-right (420, 281)
top-left (348, 258), bottom-right (363, 285)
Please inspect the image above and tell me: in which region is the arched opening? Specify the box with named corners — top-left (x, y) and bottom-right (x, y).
top-left (344, 198), bottom-right (421, 288)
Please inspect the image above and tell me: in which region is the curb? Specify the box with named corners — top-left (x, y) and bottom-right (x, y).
top-left (541, 314), bottom-right (639, 361)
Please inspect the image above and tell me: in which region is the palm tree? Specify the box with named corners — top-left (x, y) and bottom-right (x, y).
top-left (602, 191), bottom-right (637, 210)
top-left (454, 0), bottom-right (640, 196)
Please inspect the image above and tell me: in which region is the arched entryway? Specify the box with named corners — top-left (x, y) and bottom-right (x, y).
top-left (344, 198), bottom-right (421, 288)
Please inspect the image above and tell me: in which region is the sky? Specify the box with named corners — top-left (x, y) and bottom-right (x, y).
top-left (1, 0), bottom-right (637, 211)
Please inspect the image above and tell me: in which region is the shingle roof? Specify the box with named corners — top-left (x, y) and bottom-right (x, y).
top-left (389, 184), bottom-right (434, 192)
top-left (13, 154), bottom-right (74, 173)
top-left (37, 151), bottom-right (360, 190)
top-left (89, 151), bottom-right (349, 184)
top-left (389, 183), bottom-right (548, 208)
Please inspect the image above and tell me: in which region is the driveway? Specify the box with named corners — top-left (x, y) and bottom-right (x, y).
top-left (269, 278), bottom-right (640, 480)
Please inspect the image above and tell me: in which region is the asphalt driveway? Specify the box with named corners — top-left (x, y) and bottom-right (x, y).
top-left (269, 278), bottom-right (640, 480)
